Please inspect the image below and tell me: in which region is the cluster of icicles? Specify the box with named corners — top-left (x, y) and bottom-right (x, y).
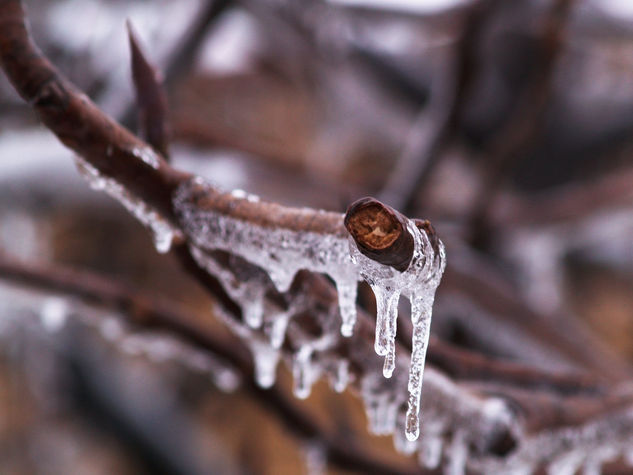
top-left (12, 159), bottom-right (633, 473)
top-left (172, 177), bottom-right (447, 442)
top-left (73, 156), bottom-right (448, 442)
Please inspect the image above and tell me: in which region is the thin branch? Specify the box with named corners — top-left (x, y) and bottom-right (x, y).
top-left (377, 0), bottom-right (500, 214)
top-left (467, 0), bottom-right (576, 246)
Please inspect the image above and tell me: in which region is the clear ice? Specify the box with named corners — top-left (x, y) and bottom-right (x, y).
top-left (74, 156), bottom-right (180, 254)
top-left (173, 177), bottom-right (446, 442)
top-left (350, 220), bottom-right (445, 441)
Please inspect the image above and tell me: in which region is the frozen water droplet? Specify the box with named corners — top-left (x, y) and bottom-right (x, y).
top-left (212, 368), bottom-right (241, 393)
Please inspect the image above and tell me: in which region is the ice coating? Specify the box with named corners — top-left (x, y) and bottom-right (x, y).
top-left (74, 156), bottom-right (180, 254)
top-left (350, 220), bottom-right (446, 441)
top-left (173, 177), bottom-right (446, 441)
top-left (190, 246), bottom-right (268, 328)
top-left (173, 178), bottom-right (361, 335)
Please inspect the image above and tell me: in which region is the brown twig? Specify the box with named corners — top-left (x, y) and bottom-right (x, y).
top-left (127, 21), bottom-right (170, 160)
top-left (377, 0), bottom-right (501, 214)
top-left (467, 0), bottom-right (576, 247)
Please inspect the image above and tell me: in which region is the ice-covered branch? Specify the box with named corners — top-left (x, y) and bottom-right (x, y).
top-left (5, 1), bottom-right (633, 472)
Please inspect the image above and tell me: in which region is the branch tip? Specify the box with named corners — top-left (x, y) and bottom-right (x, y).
top-left (344, 197), bottom-right (414, 272)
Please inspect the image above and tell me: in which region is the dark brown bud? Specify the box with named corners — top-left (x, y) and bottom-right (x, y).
top-left (344, 197), bottom-right (414, 272)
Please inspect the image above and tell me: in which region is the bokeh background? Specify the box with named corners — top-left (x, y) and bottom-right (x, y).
top-left (1, 0), bottom-right (633, 473)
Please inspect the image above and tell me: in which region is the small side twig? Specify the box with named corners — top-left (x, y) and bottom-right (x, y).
top-left (467, 0), bottom-right (576, 247)
top-left (127, 21), bottom-right (170, 159)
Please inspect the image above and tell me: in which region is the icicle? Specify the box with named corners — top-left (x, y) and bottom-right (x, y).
top-left (266, 310), bottom-right (291, 349)
top-left (75, 156), bottom-right (179, 254)
top-left (361, 373), bottom-right (401, 436)
top-left (293, 345), bottom-right (314, 399)
top-left (446, 430), bottom-right (467, 475)
top-left (368, 284), bottom-right (400, 377)
top-left (333, 276), bottom-right (358, 337)
top-left (292, 335), bottom-right (333, 399)
top-left (405, 295), bottom-right (433, 441)
top-left (250, 340), bottom-right (280, 388)
top-left (190, 246), bottom-right (266, 329)
top-left (418, 435), bottom-right (443, 469)
top-left (39, 297), bottom-right (68, 332)
top-left (331, 359), bottom-right (349, 393)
